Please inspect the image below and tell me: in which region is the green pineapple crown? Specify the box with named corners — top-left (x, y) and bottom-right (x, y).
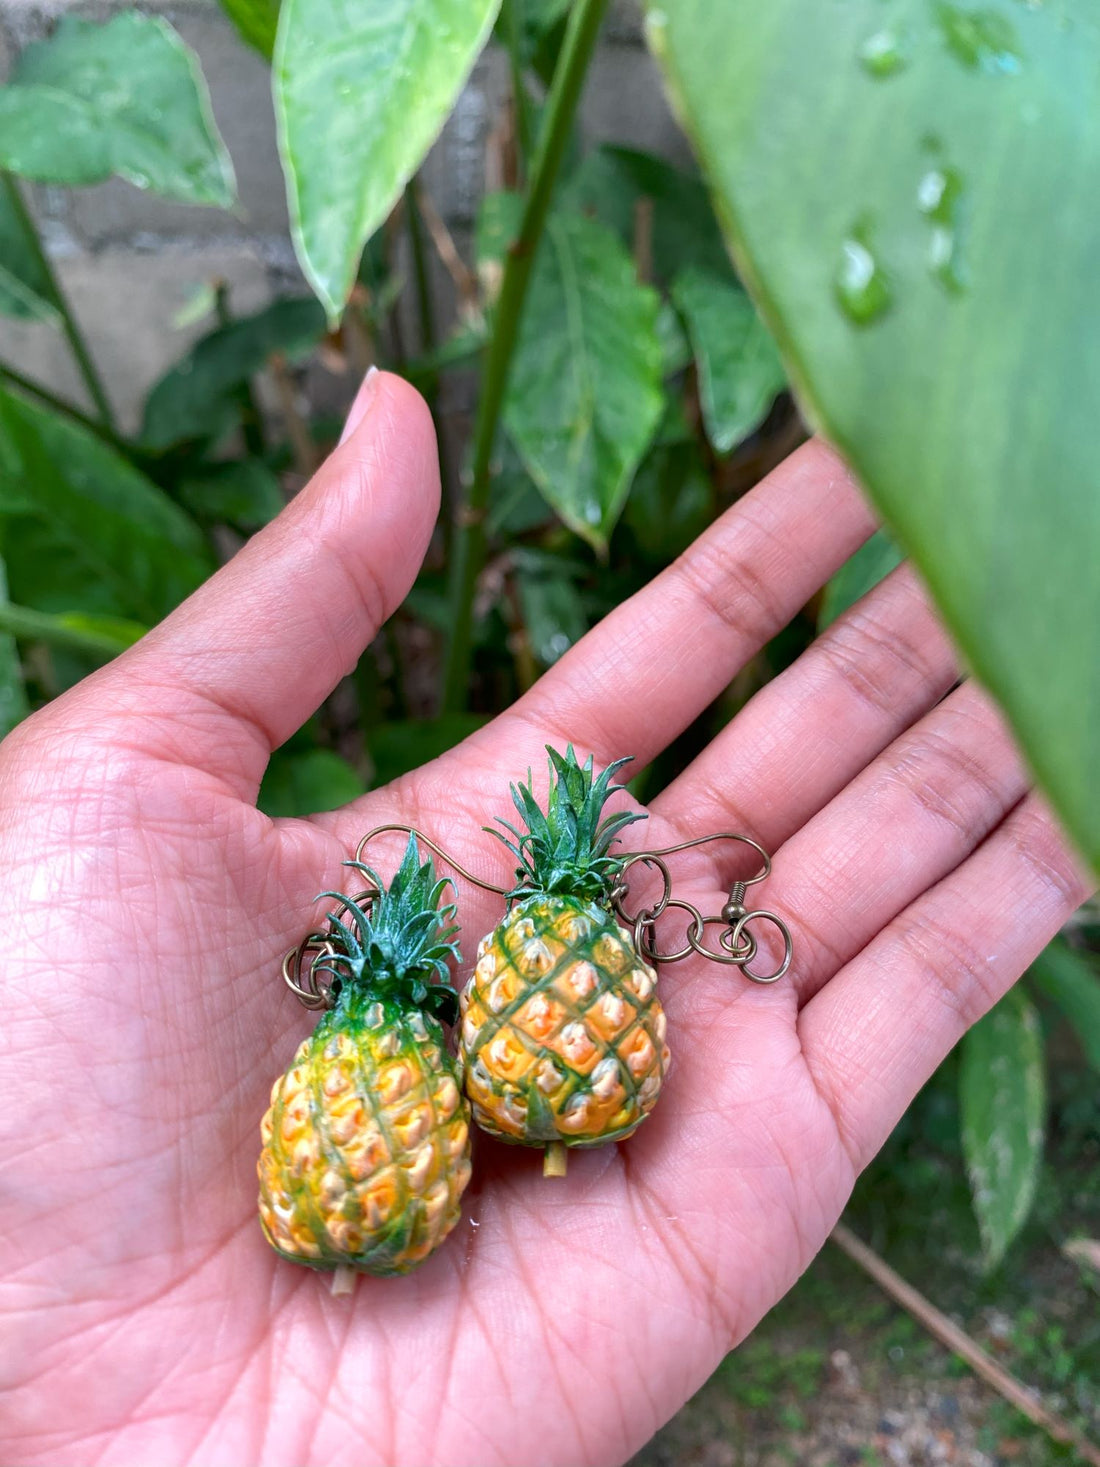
top-left (492, 744), bottom-right (646, 904)
top-left (316, 835), bottom-right (460, 1024)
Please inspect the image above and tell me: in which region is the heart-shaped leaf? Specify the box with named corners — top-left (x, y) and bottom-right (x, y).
top-left (503, 209), bottom-right (665, 551)
top-left (0, 13), bottom-right (235, 206)
top-left (275, 0), bottom-right (500, 320)
top-left (647, 0), bottom-right (1100, 871)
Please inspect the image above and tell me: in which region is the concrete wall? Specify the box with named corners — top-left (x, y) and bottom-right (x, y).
top-left (0, 0), bottom-right (690, 433)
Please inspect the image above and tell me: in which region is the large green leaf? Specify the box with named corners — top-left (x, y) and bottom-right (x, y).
top-left (259, 747), bottom-right (365, 817)
top-left (274, 0), bottom-right (500, 320)
top-left (647, 0), bottom-right (1100, 871)
top-left (142, 297), bottom-right (326, 449)
top-left (818, 530), bottom-right (904, 630)
top-left (0, 555), bottom-right (29, 738)
top-left (367, 714), bottom-right (486, 787)
top-left (503, 209), bottom-right (665, 550)
top-left (177, 459), bottom-right (285, 531)
top-left (0, 181), bottom-right (58, 325)
top-left (671, 266), bottom-right (786, 454)
top-left (1029, 939), bottom-right (1100, 1074)
top-left (958, 986), bottom-right (1046, 1270)
top-left (217, 0), bottom-right (280, 60)
top-left (0, 14), bottom-right (235, 206)
top-left (0, 388), bottom-right (212, 624)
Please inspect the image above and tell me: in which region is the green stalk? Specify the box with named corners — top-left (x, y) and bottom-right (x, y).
top-left (0, 603), bottom-right (147, 658)
top-left (1, 174), bottom-right (117, 431)
top-left (501, 0), bottom-right (534, 181)
top-left (214, 280), bottom-right (266, 457)
top-left (405, 183), bottom-right (437, 357)
top-left (441, 0), bottom-right (608, 712)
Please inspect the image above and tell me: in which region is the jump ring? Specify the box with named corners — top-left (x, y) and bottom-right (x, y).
top-left (614, 854), bottom-right (672, 925)
top-left (730, 911), bottom-right (793, 984)
top-left (688, 914), bottom-right (757, 966)
top-left (644, 897), bottom-right (705, 963)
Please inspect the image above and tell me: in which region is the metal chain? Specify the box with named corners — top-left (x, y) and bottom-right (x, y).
top-left (283, 824), bottom-right (793, 1010)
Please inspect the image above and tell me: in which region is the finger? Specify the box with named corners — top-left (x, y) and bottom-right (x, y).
top-left (651, 560), bottom-right (959, 857)
top-left (754, 679), bottom-right (1030, 1006)
top-left (799, 793), bottom-right (1092, 1172)
top-left (510, 439), bottom-right (877, 767)
top-left (44, 370), bottom-right (440, 800)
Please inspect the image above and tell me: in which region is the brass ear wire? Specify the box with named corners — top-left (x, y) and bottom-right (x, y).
top-left (284, 823), bottom-right (792, 1011)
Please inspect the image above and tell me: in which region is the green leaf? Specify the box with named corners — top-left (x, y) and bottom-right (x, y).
top-left (563, 144), bottom-right (731, 282)
top-left (646, 0), bottom-right (1100, 872)
top-left (503, 209), bottom-right (665, 551)
top-left (0, 182), bottom-right (58, 325)
top-left (671, 266), bottom-right (786, 454)
top-left (217, 0), bottom-right (280, 59)
top-left (513, 551), bottom-right (587, 666)
top-left (275, 0), bottom-right (501, 320)
top-left (1029, 939), bottom-right (1100, 1074)
top-left (258, 746), bottom-right (366, 817)
top-left (0, 13), bottom-right (235, 206)
top-left (818, 530), bottom-right (904, 630)
top-left (958, 986), bottom-right (1046, 1270)
top-left (177, 459), bottom-right (285, 530)
top-left (0, 387), bottom-right (212, 624)
top-left (0, 602), bottom-right (147, 659)
top-left (142, 297), bottom-right (326, 449)
top-left (367, 715), bottom-right (486, 788)
top-left (0, 555), bottom-right (29, 737)
top-left (623, 431), bottom-right (714, 562)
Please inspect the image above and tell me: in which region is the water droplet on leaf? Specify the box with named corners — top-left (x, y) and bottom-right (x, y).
top-left (857, 28), bottom-right (910, 77)
top-left (917, 164), bottom-right (967, 292)
top-left (933, 2), bottom-right (1023, 73)
top-left (835, 227), bottom-right (892, 325)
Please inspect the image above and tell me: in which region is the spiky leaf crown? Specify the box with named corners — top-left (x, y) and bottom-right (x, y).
top-left (492, 745), bottom-right (645, 903)
top-left (316, 836), bottom-right (460, 1024)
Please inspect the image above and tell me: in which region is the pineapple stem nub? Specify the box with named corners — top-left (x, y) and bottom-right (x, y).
top-left (544, 1142), bottom-right (569, 1178)
top-left (490, 744), bottom-right (646, 904)
top-left (314, 835), bottom-right (460, 1024)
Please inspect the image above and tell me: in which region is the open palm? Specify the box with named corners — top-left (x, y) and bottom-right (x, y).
top-left (1, 373), bottom-right (1088, 1467)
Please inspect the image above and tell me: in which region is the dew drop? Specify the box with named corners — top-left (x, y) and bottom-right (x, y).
top-left (933, 2), bottom-right (1023, 74)
top-left (857, 27), bottom-right (910, 78)
top-left (917, 164), bottom-right (967, 293)
top-left (834, 227), bottom-right (892, 326)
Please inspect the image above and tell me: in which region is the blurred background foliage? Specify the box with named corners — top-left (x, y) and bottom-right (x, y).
top-left (0, 0), bottom-right (1097, 1458)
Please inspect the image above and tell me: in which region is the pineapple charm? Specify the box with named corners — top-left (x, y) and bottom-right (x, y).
top-left (258, 837), bottom-right (472, 1278)
top-left (459, 746), bottom-right (670, 1176)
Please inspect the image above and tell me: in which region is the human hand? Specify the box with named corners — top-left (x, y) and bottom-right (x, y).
top-left (1, 371), bottom-right (1089, 1467)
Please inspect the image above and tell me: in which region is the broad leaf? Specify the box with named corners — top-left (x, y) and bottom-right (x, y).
top-left (0, 602), bottom-right (147, 659)
top-left (0, 387), bottom-right (212, 624)
top-left (959, 986), bottom-right (1045, 1270)
top-left (275, 0), bottom-right (500, 320)
top-left (0, 555), bottom-right (29, 738)
top-left (564, 145), bottom-right (731, 282)
top-left (367, 715), bottom-right (486, 788)
top-left (1029, 939), bottom-right (1100, 1074)
top-left (819, 530), bottom-right (904, 630)
top-left (142, 297), bottom-right (325, 449)
top-left (259, 747), bottom-right (365, 817)
top-left (218, 0), bottom-right (280, 59)
top-left (177, 459), bottom-right (285, 530)
top-left (504, 209), bottom-right (664, 551)
top-left (647, 0), bottom-right (1100, 871)
top-left (513, 550), bottom-right (587, 667)
top-left (671, 266), bottom-right (786, 454)
top-left (0, 13), bottom-right (235, 206)
top-left (623, 431), bottom-right (714, 562)
top-left (0, 180), bottom-right (58, 324)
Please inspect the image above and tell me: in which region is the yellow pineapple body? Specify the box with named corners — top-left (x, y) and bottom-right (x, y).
top-left (258, 996), bottom-right (471, 1275)
top-left (459, 894), bottom-right (670, 1147)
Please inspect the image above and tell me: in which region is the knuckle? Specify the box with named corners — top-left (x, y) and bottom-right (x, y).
top-left (892, 907), bottom-right (999, 1031)
top-left (884, 723), bottom-right (1007, 843)
top-left (817, 598), bottom-right (945, 719)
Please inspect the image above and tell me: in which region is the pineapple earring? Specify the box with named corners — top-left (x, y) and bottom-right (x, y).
top-left (359, 746), bottom-right (793, 1179)
top-left (258, 837), bottom-right (472, 1287)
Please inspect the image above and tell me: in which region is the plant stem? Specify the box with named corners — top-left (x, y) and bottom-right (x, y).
top-left (500, 0), bottom-right (534, 182)
top-left (441, 0), bottom-right (608, 712)
top-left (405, 183), bottom-right (437, 358)
top-left (1, 174), bottom-right (117, 431)
top-left (214, 279), bottom-right (266, 458)
top-left (0, 603), bottom-right (147, 658)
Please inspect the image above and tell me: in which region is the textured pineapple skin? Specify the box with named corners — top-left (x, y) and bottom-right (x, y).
top-left (458, 894), bottom-right (671, 1147)
top-left (258, 993), bottom-right (472, 1276)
